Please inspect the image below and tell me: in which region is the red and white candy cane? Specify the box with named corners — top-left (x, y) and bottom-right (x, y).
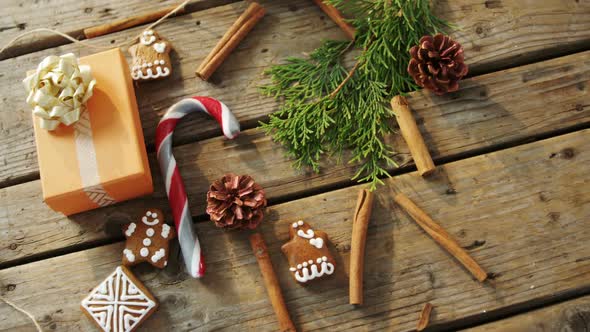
top-left (155, 97), bottom-right (240, 278)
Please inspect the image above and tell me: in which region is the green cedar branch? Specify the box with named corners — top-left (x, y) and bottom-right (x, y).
top-left (260, 0), bottom-right (447, 190)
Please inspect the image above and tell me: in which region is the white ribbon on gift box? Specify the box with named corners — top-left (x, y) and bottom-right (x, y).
top-left (74, 110), bottom-right (117, 207)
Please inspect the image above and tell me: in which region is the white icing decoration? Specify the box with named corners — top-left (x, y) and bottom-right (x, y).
top-left (297, 220), bottom-right (304, 226)
top-left (292, 222), bottom-right (298, 229)
top-left (140, 30), bottom-right (156, 45)
top-left (161, 224), bottom-right (170, 238)
top-left (131, 66), bottom-right (170, 81)
top-left (81, 266), bottom-right (156, 332)
top-left (296, 264), bottom-right (302, 269)
top-left (295, 267), bottom-right (311, 283)
top-left (151, 248), bottom-right (165, 263)
top-left (309, 237), bottom-right (324, 249)
top-left (308, 260), bottom-right (314, 264)
top-left (146, 228), bottom-right (155, 237)
top-left (302, 262), bottom-right (308, 267)
top-left (146, 211), bottom-right (152, 217)
top-left (153, 42), bottom-right (166, 53)
top-left (317, 258), bottom-right (322, 263)
top-left (128, 284), bottom-right (139, 295)
top-left (323, 261), bottom-right (335, 274)
top-left (125, 223), bottom-right (136, 237)
top-left (140, 248), bottom-right (149, 257)
top-left (164, 261), bottom-right (168, 267)
top-left (292, 260), bottom-right (335, 283)
top-left (289, 267), bottom-right (296, 272)
top-left (123, 249), bottom-right (135, 263)
top-left (141, 216), bottom-right (159, 226)
top-left (142, 238), bottom-right (151, 246)
top-left (159, 60), bottom-right (165, 65)
top-left (322, 256), bottom-right (327, 262)
top-left (152, 213), bottom-right (158, 218)
top-left (297, 229), bottom-right (315, 239)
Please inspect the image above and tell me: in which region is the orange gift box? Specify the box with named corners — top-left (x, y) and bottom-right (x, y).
top-left (31, 48), bottom-right (153, 215)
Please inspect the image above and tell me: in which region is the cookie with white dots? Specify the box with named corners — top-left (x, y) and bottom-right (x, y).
top-left (122, 209), bottom-right (176, 269)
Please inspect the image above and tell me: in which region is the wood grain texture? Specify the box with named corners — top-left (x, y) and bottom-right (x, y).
top-left (1, 49), bottom-right (588, 266)
top-left (1, 0), bottom-right (590, 186)
top-left (0, 0), bottom-right (239, 59)
top-left (393, 193), bottom-right (488, 282)
top-left (83, 4), bottom-right (187, 39)
top-left (0, 129), bottom-right (588, 331)
top-left (463, 296), bottom-right (590, 331)
top-left (433, 0), bottom-right (590, 76)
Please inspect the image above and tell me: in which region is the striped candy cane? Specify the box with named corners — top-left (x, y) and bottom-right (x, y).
top-left (155, 97), bottom-right (240, 278)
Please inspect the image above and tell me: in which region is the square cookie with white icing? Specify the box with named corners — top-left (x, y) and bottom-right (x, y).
top-left (122, 209), bottom-right (176, 269)
top-left (81, 266), bottom-right (158, 332)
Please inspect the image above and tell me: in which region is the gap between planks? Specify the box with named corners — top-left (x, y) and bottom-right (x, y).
top-left (460, 293), bottom-right (590, 331)
top-left (439, 284), bottom-right (590, 331)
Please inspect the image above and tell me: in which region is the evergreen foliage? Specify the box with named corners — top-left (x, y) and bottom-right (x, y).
top-left (260, 0), bottom-right (447, 189)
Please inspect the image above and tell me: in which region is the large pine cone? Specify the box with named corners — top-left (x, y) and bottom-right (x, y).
top-left (206, 174), bottom-right (267, 230)
top-left (408, 34), bottom-right (468, 95)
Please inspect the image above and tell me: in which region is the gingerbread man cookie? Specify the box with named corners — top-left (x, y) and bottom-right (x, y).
top-left (122, 209), bottom-right (176, 269)
top-left (281, 220), bottom-right (336, 284)
top-left (128, 29), bottom-right (172, 81)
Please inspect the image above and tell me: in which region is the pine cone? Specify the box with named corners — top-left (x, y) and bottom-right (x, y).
top-left (206, 174), bottom-right (267, 230)
top-left (408, 34), bottom-right (468, 95)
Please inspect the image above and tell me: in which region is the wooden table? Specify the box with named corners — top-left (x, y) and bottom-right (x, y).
top-left (0, 1), bottom-right (589, 331)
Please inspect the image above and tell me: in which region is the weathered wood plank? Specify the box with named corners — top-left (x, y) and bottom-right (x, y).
top-left (0, 0), bottom-right (239, 60)
top-left (1, 129), bottom-right (589, 331)
top-left (1, 49), bottom-right (588, 266)
top-left (463, 295), bottom-right (590, 331)
top-left (0, 0), bottom-right (345, 186)
top-left (433, 0), bottom-right (590, 76)
top-left (1, 0), bottom-right (589, 186)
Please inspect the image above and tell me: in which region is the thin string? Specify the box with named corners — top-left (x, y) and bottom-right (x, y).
top-left (0, 0), bottom-right (190, 56)
top-left (142, 0), bottom-right (190, 36)
top-left (0, 28), bottom-right (112, 54)
top-left (0, 295), bottom-right (43, 332)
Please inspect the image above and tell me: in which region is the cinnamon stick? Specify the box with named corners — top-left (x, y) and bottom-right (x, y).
top-left (391, 96), bottom-right (436, 177)
top-left (393, 193), bottom-right (488, 282)
top-left (312, 0), bottom-right (355, 40)
top-left (196, 2), bottom-right (266, 80)
top-left (250, 233), bottom-right (296, 332)
top-left (417, 303), bottom-right (433, 331)
top-left (349, 189), bottom-right (374, 305)
top-left (83, 5), bottom-right (186, 39)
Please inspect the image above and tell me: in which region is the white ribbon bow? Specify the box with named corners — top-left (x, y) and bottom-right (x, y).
top-left (23, 53), bottom-right (96, 131)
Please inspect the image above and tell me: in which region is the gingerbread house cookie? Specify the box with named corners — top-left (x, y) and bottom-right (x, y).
top-left (128, 29), bottom-right (172, 81)
top-left (281, 220), bottom-right (336, 284)
top-left (81, 266), bottom-right (158, 332)
top-left (122, 209), bottom-right (176, 269)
